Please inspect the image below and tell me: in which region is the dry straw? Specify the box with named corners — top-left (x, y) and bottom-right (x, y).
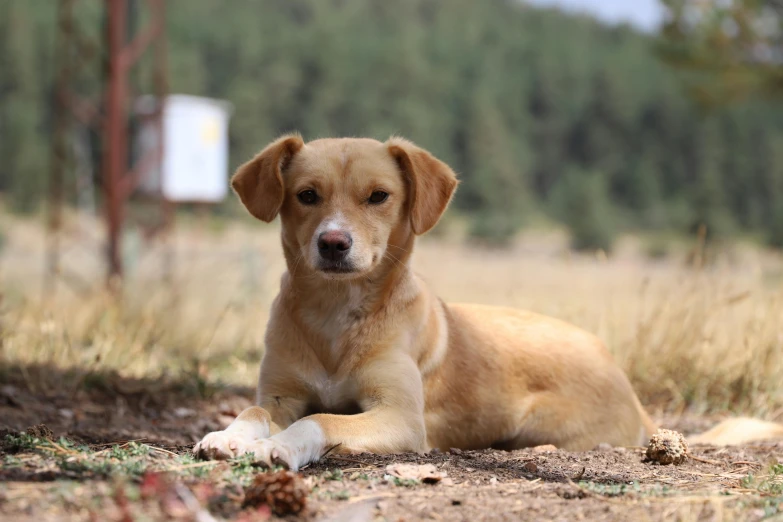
top-left (2, 211), bottom-right (782, 418)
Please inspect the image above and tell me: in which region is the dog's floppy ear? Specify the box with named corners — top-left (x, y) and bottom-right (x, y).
top-left (387, 137), bottom-right (459, 235)
top-left (231, 133), bottom-right (304, 222)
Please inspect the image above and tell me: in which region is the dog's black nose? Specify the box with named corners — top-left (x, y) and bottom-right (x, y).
top-left (318, 230), bottom-right (352, 261)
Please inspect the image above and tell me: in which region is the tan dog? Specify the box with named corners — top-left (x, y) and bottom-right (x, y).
top-left (194, 135), bottom-right (783, 470)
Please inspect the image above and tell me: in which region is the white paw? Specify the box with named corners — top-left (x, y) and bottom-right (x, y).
top-left (193, 430), bottom-right (259, 460)
top-left (251, 439), bottom-right (297, 470)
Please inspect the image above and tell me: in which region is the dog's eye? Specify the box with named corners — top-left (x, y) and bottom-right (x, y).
top-left (297, 190), bottom-right (318, 205)
top-left (368, 191), bottom-right (389, 204)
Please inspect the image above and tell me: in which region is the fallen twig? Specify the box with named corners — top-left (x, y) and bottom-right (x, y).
top-left (687, 453), bottom-right (723, 465)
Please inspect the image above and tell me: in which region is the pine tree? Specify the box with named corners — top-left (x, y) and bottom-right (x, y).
top-left (759, 133), bottom-right (783, 248)
top-left (1, 0), bottom-right (782, 244)
top-left (529, 65), bottom-right (566, 197)
top-left (569, 69), bottom-right (632, 204)
top-left (2, 4), bottom-right (47, 212)
top-left (463, 82), bottom-right (531, 245)
top-left (551, 168), bottom-right (616, 253)
top-left (689, 118), bottom-right (733, 240)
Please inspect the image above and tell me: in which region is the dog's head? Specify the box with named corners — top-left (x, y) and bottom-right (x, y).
top-left (232, 135), bottom-right (458, 280)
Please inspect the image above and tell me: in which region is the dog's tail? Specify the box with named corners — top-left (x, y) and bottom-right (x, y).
top-left (688, 417), bottom-right (783, 446)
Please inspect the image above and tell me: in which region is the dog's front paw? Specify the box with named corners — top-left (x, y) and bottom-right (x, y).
top-left (193, 430), bottom-right (258, 460)
top-left (250, 439), bottom-right (297, 470)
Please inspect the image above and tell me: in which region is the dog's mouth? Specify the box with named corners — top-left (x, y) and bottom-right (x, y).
top-left (317, 261), bottom-right (358, 275)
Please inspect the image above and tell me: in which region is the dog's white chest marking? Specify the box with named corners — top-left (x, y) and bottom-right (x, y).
top-left (303, 284), bottom-right (365, 357)
top-left (310, 370), bottom-right (359, 411)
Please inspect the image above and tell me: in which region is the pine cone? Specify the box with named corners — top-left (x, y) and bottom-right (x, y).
top-left (243, 470), bottom-right (309, 516)
top-left (645, 429), bottom-right (688, 465)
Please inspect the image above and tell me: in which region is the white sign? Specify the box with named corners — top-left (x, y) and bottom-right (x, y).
top-left (135, 94), bottom-right (232, 203)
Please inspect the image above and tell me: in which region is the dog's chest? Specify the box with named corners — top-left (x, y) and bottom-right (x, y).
top-left (302, 287), bottom-right (367, 353)
top-left (307, 373), bottom-right (362, 415)
top-left (298, 287), bottom-right (373, 414)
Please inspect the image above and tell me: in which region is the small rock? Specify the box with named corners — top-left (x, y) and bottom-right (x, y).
top-left (449, 448), bottom-right (462, 455)
top-left (532, 444), bottom-right (557, 453)
top-left (594, 442), bottom-right (613, 452)
top-left (173, 407), bottom-right (196, 418)
top-left (523, 461), bottom-right (538, 473)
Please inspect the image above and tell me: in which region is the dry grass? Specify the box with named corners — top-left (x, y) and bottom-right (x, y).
top-left (1, 209), bottom-right (783, 418)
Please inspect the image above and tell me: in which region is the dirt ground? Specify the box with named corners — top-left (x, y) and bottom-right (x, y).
top-left (1, 367), bottom-right (781, 522)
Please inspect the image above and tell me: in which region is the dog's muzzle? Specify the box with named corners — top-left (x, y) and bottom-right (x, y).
top-left (317, 230), bottom-right (355, 272)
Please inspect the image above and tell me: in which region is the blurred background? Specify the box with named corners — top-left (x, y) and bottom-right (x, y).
top-left (1, 0), bottom-right (782, 420)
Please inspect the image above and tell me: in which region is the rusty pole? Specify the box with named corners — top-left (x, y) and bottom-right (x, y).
top-left (48, 0), bottom-right (168, 292)
top-left (103, 0), bottom-right (129, 287)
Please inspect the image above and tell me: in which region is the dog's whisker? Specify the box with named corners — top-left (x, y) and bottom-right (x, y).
top-left (383, 251), bottom-right (407, 272)
top-left (290, 252), bottom-right (304, 278)
top-left (386, 244), bottom-right (411, 254)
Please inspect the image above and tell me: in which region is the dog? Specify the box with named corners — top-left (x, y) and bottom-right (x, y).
top-left (194, 134), bottom-right (783, 471)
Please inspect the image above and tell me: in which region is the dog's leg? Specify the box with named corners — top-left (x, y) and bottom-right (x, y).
top-left (193, 406), bottom-right (278, 460)
top-left (193, 391), bottom-right (306, 460)
top-left (240, 357), bottom-right (427, 471)
top-left (243, 408), bottom-right (426, 471)
top-left (194, 354), bottom-right (310, 460)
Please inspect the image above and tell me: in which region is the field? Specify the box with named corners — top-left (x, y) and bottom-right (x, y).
top-left (1, 210), bottom-right (782, 521)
